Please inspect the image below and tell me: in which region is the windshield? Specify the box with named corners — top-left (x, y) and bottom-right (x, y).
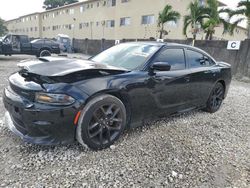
top-left (91, 43), bottom-right (160, 70)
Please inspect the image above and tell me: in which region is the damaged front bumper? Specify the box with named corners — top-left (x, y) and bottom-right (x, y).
top-left (3, 87), bottom-right (79, 145)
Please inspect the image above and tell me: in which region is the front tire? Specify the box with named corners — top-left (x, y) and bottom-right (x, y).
top-left (76, 94), bottom-right (126, 150)
top-left (204, 82), bottom-right (225, 113)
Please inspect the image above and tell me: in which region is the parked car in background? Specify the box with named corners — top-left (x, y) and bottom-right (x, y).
top-left (3, 42), bottom-right (231, 150)
top-left (55, 34), bottom-right (73, 53)
top-left (0, 34), bottom-right (60, 57)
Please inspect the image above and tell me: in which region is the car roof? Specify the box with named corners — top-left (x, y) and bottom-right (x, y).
top-left (124, 41), bottom-right (196, 49)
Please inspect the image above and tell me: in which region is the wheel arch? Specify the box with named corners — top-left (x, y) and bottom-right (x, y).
top-left (217, 80), bottom-right (226, 98)
top-left (39, 47), bottom-right (52, 53)
top-left (84, 90), bottom-right (132, 128)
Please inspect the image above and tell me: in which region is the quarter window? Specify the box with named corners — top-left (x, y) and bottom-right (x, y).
top-left (153, 48), bottom-right (186, 70)
top-left (187, 50), bottom-right (213, 68)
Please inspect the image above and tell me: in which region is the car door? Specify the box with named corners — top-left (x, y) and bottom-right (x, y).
top-left (185, 49), bottom-right (219, 105)
top-left (145, 47), bottom-right (192, 115)
top-left (2, 35), bottom-right (12, 54)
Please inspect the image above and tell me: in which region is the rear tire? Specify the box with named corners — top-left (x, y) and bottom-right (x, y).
top-left (39, 49), bottom-right (51, 57)
top-left (76, 94), bottom-right (126, 150)
top-left (204, 82), bottom-right (225, 113)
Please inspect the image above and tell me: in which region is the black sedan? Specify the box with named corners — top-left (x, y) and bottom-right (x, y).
top-left (3, 42), bottom-right (231, 150)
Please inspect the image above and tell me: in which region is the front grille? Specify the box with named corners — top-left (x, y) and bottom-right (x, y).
top-left (9, 82), bottom-right (35, 101)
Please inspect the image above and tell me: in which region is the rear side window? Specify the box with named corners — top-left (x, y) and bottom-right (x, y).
top-left (153, 48), bottom-right (186, 70)
top-left (187, 50), bottom-right (214, 68)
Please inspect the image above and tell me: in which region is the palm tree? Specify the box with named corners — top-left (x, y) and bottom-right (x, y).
top-left (157, 5), bottom-right (180, 39)
top-left (183, 0), bottom-right (209, 45)
top-left (203, 0), bottom-right (244, 40)
top-left (227, 0), bottom-right (250, 38)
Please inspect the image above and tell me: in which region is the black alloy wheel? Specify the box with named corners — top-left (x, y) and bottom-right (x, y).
top-left (204, 82), bottom-right (225, 113)
top-left (76, 95), bottom-right (126, 150)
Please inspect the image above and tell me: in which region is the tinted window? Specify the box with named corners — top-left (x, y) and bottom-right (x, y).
top-left (187, 50), bottom-right (213, 68)
top-left (153, 48), bottom-right (186, 70)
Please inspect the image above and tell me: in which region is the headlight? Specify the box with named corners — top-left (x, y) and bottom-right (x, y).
top-left (35, 93), bottom-right (75, 105)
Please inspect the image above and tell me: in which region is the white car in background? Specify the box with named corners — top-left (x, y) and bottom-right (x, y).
top-left (55, 34), bottom-right (73, 53)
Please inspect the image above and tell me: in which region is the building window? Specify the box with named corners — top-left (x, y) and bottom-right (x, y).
top-left (97, 2), bottom-right (100, 7)
top-left (121, 0), bottom-right (129, 3)
top-left (166, 20), bottom-right (179, 28)
top-left (80, 5), bottom-right (85, 13)
top-left (106, 20), bottom-right (115, 27)
top-left (199, 0), bottom-right (205, 7)
top-left (69, 9), bottom-right (74, 15)
top-left (120, 17), bottom-right (131, 26)
top-left (141, 15), bottom-right (155, 25)
top-left (107, 0), bottom-right (116, 7)
top-left (96, 22), bottom-right (100, 26)
top-left (79, 22), bottom-right (90, 29)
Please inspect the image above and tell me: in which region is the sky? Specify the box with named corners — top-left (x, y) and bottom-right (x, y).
top-left (0, 0), bottom-right (241, 21)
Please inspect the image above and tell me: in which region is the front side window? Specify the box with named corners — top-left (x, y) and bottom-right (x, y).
top-left (187, 50), bottom-right (213, 68)
top-left (152, 48), bottom-right (186, 71)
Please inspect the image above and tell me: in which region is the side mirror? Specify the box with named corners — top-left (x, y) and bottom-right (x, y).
top-left (150, 62), bottom-right (171, 72)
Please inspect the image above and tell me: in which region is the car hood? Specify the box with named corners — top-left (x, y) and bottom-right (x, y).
top-left (18, 57), bottom-right (128, 77)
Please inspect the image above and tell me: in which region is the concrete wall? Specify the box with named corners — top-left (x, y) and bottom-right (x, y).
top-left (73, 38), bottom-right (250, 77)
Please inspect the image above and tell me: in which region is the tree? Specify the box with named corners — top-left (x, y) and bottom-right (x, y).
top-left (183, 0), bottom-right (209, 45)
top-left (203, 0), bottom-right (243, 40)
top-left (157, 5), bottom-right (180, 39)
top-left (0, 18), bottom-right (8, 36)
top-left (226, 0), bottom-right (250, 38)
top-left (43, 0), bottom-right (79, 10)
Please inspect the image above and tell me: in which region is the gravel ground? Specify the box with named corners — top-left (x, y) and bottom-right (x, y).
top-left (0, 55), bottom-right (249, 187)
